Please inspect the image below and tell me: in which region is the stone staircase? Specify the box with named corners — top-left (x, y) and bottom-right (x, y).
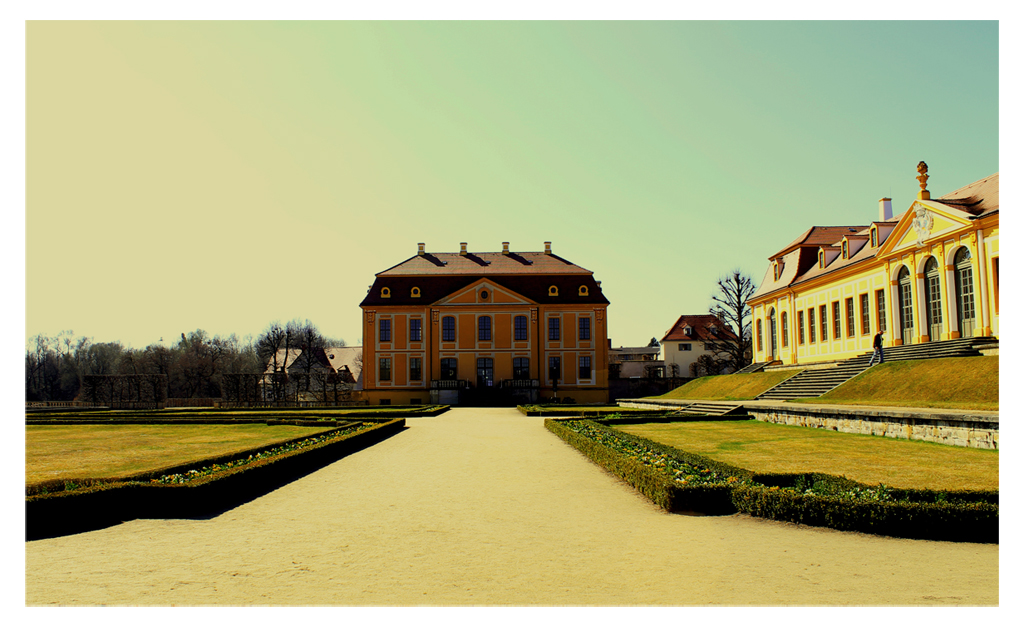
top-left (669, 402), bottom-right (744, 416)
top-left (755, 336), bottom-right (997, 401)
top-left (733, 361), bottom-right (770, 374)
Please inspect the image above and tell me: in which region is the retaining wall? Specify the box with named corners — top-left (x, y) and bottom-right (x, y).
top-left (618, 399), bottom-right (998, 450)
top-left (747, 405), bottom-right (998, 450)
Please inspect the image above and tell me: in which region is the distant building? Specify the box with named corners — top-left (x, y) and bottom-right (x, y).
top-left (359, 242), bottom-right (610, 405)
top-left (608, 345), bottom-right (663, 378)
top-left (748, 164), bottom-right (998, 365)
top-left (260, 346), bottom-right (362, 400)
top-left (659, 314), bottom-right (740, 376)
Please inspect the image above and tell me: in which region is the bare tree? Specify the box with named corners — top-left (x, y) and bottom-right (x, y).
top-left (706, 270), bottom-right (757, 372)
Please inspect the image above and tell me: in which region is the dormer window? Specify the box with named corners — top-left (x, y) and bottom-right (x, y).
top-left (842, 240), bottom-right (849, 259)
top-left (870, 227), bottom-right (878, 247)
top-left (819, 250), bottom-right (825, 268)
top-left (381, 287), bottom-right (391, 298)
top-left (411, 287), bottom-right (421, 298)
top-left (773, 262), bottom-right (778, 280)
top-left (578, 285), bottom-right (589, 296)
top-left (710, 325), bottom-right (719, 335)
top-left (548, 285), bottom-right (559, 297)
top-left (683, 325), bottom-right (692, 337)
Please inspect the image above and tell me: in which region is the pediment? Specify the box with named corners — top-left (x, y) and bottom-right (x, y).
top-left (431, 278), bottom-right (535, 306)
top-left (878, 200), bottom-right (975, 256)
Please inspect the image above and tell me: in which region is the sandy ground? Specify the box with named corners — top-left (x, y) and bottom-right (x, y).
top-left (25, 408), bottom-right (998, 606)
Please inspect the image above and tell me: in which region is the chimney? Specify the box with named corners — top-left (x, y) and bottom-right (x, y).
top-left (502, 242), bottom-right (510, 255)
top-left (460, 242), bottom-right (468, 256)
top-left (417, 243), bottom-right (425, 256)
top-left (544, 241), bottom-right (552, 254)
top-left (878, 198), bottom-right (892, 222)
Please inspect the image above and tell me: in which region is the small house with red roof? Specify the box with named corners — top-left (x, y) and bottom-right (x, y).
top-left (660, 314), bottom-right (740, 376)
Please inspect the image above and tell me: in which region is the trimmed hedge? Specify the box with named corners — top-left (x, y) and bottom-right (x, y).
top-left (547, 418), bottom-right (998, 542)
top-left (546, 419), bottom-right (737, 514)
top-left (26, 418), bottom-right (406, 540)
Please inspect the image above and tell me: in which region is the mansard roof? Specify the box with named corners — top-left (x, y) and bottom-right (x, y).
top-left (361, 275), bottom-right (609, 307)
top-left (378, 250), bottom-right (593, 276)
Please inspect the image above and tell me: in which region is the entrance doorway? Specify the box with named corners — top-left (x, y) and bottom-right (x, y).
top-left (898, 266), bottom-right (914, 344)
top-left (924, 257), bottom-right (943, 342)
top-left (955, 247), bottom-right (976, 338)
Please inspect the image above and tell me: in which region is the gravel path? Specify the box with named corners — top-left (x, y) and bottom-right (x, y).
top-left (25, 408), bottom-right (998, 606)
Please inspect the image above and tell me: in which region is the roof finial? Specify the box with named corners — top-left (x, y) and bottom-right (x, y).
top-left (916, 161), bottom-right (930, 200)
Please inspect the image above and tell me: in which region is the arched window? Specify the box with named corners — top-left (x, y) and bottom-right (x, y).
top-left (381, 287), bottom-right (391, 298)
top-left (781, 312), bottom-right (789, 347)
top-left (756, 319), bottom-right (764, 352)
top-left (478, 316), bottom-right (492, 341)
top-left (818, 250), bottom-right (825, 268)
top-left (768, 309), bottom-right (777, 357)
top-left (442, 316), bottom-right (456, 342)
top-left (578, 285), bottom-right (589, 296)
top-left (548, 285), bottom-right (559, 297)
top-left (924, 257), bottom-right (943, 342)
top-left (411, 286), bottom-right (421, 298)
top-left (954, 247), bottom-right (976, 338)
top-left (870, 227), bottom-right (878, 247)
top-left (842, 240), bottom-right (849, 259)
top-left (898, 266), bottom-right (914, 344)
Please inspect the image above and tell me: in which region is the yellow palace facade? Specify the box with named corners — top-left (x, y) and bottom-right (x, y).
top-left (749, 163), bottom-right (999, 366)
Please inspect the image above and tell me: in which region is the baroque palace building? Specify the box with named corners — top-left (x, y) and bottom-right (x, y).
top-left (359, 242), bottom-right (610, 405)
top-left (749, 163), bottom-right (998, 366)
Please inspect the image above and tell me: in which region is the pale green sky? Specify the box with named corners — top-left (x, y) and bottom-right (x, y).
top-left (25, 20), bottom-right (998, 349)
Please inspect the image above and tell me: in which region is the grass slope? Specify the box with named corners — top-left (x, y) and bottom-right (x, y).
top-left (616, 420), bottom-right (998, 491)
top-left (25, 424), bottom-right (337, 485)
top-left (804, 356), bottom-right (998, 411)
top-left (651, 370), bottom-right (801, 401)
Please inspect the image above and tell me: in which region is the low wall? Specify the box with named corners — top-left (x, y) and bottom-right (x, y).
top-left (747, 404), bottom-right (998, 450)
top-left (616, 399), bottom-right (998, 450)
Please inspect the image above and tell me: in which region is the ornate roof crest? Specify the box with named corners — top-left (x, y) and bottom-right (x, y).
top-left (911, 202), bottom-right (934, 247)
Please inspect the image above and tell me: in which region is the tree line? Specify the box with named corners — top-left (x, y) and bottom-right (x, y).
top-left (25, 319), bottom-right (344, 402)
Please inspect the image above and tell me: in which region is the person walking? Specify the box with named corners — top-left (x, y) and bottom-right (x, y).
top-left (868, 330), bottom-right (885, 366)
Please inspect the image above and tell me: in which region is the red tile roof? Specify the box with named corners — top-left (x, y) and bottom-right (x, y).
top-left (378, 251), bottom-right (593, 276)
top-left (771, 226), bottom-right (868, 259)
top-left (934, 172), bottom-right (998, 217)
top-left (661, 314), bottom-right (739, 342)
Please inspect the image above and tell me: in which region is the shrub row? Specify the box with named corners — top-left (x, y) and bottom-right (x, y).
top-left (546, 418), bottom-right (998, 542)
top-left (26, 418), bottom-right (406, 540)
top-left (545, 419), bottom-right (738, 514)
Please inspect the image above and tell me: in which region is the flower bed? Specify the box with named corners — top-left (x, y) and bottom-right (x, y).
top-left (547, 418), bottom-right (998, 542)
top-left (27, 419), bottom-right (405, 540)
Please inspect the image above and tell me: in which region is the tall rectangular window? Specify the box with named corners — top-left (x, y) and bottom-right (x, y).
top-left (410, 357), bottom-right (422, 381)
top-left (513, 357), bottom-right (530, 380)
top-left (579, 317), bottom-right (591, 340)
top-left (860, 293), bottom-right (871, 335)
top-left (379, 319), bottom-right (391, 342)
top-left (993, 258), bottom-right (999, 314)
top-left (819, 305), bottom-right (828, 341)
top-left (798, 310), bottom-right (805, 344)
top-left (514, 315), bottom-right (528, 341)
top-left (579, 356), bottom-right (592, 379)
top-left (781, 312), bottom-right (789, 347)
top-left (440, 358), bottom-right (457, 380)
top-left (379, 358), bottom-right (391, 381)
top-left (478, 316), bottom-right (492, 341)
top-left (548, 317), bottom-right (560, 341)
top-left (548, 356), bottom-right (561, 381)
top-left (808, 308), bottom-right (816, 343)
top-left (442, 316), bottom-right (455, 342)
top-left (833, 301), bottom-right (841, 339)
top-left (410, 319), bottom-right (422, 342)
top-left (845, 298), bottom-right (855, 338)
top-left (875, 290), bottom-right (887, 333)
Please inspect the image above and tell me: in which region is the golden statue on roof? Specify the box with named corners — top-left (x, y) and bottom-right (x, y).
top-left (916, 161), bottom-right (930, 199)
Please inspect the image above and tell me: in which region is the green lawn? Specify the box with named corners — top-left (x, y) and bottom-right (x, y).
top-left (25, 424), bottom-right (337, 485)
top-left (615, 420), bottom-right (998, 491)
top-left (801, 356), bottom-right (998, 411)
top-left (650, 370), bottom-right (801, 401)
